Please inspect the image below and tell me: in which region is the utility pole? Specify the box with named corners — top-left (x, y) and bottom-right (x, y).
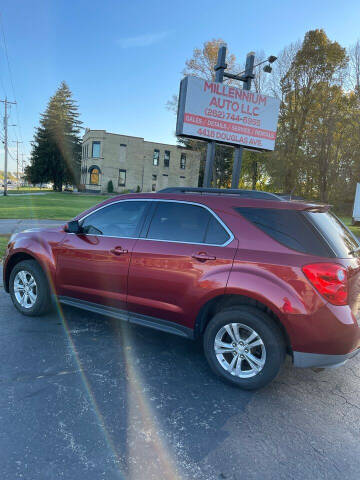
top-left (21, 153), bottom-right (26, 181)
top-left (0, 98), bottom-right (16, 196)
top-left (16, 141), bottom-right (22, 189)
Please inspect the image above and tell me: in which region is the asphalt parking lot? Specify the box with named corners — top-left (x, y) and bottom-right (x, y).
top-left (1, 285), bottom-right (360, 480)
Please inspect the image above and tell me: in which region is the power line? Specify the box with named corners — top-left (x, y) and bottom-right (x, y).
top-left (0, 14), bottom-right (24, 157)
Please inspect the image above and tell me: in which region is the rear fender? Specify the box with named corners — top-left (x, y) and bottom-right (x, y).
top-left (226, 263), bottom-right (325, 345)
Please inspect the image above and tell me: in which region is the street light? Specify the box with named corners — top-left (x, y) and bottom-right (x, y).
top-left (263, 55), bottom-right (277, 73)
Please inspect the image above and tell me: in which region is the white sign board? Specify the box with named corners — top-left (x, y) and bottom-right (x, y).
top-left (353, 183), bottom-right (360, 222)
top-left (176, 76), bottom-right (280, 151)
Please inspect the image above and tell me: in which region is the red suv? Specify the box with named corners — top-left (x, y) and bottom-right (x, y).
top-left (4, 188), bottom-right (360, 389)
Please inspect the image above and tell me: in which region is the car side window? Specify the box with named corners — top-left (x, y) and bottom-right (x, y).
top-left (146, 202), bottom-right (228, 244)
top-left (80, 201), bottom-right (148, 237)
top-left (204, 215), bottom-right (230, 245)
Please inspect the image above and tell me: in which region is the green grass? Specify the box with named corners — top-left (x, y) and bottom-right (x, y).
top-left (0, 235), bottom-right (10, 260)
top-left (0, 192), bottom-right (111, 220)
top-left (340, 216), bottom-right (360, 237)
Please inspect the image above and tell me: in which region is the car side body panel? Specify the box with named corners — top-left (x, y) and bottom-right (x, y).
top-left (55, 233), bottom-right (137, 310)
top-left (127, 237), bottom-right (239, 329)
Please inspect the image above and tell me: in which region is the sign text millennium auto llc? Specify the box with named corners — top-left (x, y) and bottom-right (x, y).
top-left (176, 76), bottom-right (280, 151)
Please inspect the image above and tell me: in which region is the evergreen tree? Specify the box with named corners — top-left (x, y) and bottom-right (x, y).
top-left (26, 82), bottom-right (82, 191)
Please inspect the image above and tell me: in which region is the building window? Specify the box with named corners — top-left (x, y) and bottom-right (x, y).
top-left (180, 153), bottom-right (186, 169)
top-left (151, 174), bottom-right (157, 192)
top-left (118, 169), bottom-right (126, 187)
top-left (120, 144), bottom-right (127, 162)
top-left (164, 150), bottom-right (170, 167)
top-left (89, 166), bottom-right (100, 185)
top-left (92, 141), bottom-right (100, 158)
top-left (153, 149), bottom-right (159, 166)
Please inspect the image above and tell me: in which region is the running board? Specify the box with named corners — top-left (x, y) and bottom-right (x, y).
top-left (58, 296), bottom-right (194, 339)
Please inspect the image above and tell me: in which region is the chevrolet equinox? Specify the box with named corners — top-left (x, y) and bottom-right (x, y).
top-left (4, 187), bottom-right (360, 390)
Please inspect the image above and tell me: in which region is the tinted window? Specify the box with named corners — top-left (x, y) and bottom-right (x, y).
top-left (147, 202), bottom-right (212, 243)
top-left (81, 201), bottom-right (147, 237)
top-left (205, 216), bottom-right (230, 245)
top-left (306, 211), bottom-right (359, 258)
top-left (236, 207), bottom-right (334, 257)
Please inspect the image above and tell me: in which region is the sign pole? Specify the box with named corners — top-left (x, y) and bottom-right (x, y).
top-left (203, 44), bottom-right (227, 187)
top-left (231, 52), bottom-right (255, 189)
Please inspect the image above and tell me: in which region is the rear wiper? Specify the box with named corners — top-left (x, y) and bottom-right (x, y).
top-left (349, 246), bottom-right (360, 255)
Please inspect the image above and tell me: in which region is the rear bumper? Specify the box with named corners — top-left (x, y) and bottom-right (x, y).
top-left (293, 348), bottom-right (360, 368)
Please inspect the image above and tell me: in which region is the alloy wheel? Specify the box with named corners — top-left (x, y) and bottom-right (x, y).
top-left (14, 270), bottom-right (37, 309)
top-left (214, 322), bottom-right (266, 378)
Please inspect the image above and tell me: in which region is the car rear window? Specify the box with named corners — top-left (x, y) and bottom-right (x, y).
top-left (235, 207), bottom-right (334, 257)
top-left (305, 211), bottom-right (359, 258)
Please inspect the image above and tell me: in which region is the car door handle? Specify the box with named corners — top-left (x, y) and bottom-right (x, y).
top-left (110, 247), bottom-right (128, 256)
top-left (192, 252), bottom-right (217, 262)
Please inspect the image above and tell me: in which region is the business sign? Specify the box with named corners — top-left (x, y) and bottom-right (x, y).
top-left (176, 76), bottom-right (280, 151)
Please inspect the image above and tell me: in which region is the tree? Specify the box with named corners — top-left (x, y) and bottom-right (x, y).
top-left (268, 29), bottom-right (348, 197)
top-left (26, 82), bottom-right (82, 191)
top-left (107, 180), bottom-right (114, 193)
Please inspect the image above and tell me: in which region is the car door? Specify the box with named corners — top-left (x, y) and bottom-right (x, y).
top-left (56, 200), bottom-right (150, 310)
top-left (127, 200), bottom-right (238, 331)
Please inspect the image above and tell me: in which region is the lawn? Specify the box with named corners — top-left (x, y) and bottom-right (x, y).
top-left (340, 216), bottom-right (360, 238)
top-left (0, 235), bottom-right (10, 260)
top-left (0, 193), bottom-right (111, 220)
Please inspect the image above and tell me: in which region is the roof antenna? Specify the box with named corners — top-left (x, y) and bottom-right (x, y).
top-left (289, 186), bottom-right (296, 201)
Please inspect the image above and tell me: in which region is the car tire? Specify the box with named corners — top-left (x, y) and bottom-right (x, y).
top-left (203, 306), bottom-right (286, 390)
top-left (9, 259), bottom-right (52, 316)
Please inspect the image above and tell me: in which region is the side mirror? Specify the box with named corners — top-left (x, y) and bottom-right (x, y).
top-left (65, 220), bottom-right (82, 234)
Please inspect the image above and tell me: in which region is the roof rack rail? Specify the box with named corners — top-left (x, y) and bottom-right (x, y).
top-left (158, 187), bottom-right (284, 201)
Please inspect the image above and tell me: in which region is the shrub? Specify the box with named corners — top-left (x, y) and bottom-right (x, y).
top-left (107, 180), bottom-right (114, 193)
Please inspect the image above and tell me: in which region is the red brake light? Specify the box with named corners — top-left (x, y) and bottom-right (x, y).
top-left (302, 263), bottom-right (348, 306)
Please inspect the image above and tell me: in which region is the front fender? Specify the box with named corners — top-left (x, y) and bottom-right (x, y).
top-left (4, 230), bottom-right (64, 293)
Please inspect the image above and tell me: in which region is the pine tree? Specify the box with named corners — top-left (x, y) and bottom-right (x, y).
top-left (26, 82), bottom-right (82, 191)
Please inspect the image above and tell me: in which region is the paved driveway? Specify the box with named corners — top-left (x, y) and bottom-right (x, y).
top-left (1, 283), bottom-right (360, 479)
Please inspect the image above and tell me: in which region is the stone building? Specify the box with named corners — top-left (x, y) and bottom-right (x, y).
top-left (80, 129), bottom-right (201, 193)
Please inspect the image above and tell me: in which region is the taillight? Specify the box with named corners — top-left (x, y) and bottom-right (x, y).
top-left (302, 263), bottom-right (348, 306)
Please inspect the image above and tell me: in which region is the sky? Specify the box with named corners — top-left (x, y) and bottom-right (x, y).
top-left (1, 0), bottom-right (360, 171)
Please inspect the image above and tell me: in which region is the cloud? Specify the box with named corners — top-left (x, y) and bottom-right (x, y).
top-left (118, 31), bottom-right (170, 48)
